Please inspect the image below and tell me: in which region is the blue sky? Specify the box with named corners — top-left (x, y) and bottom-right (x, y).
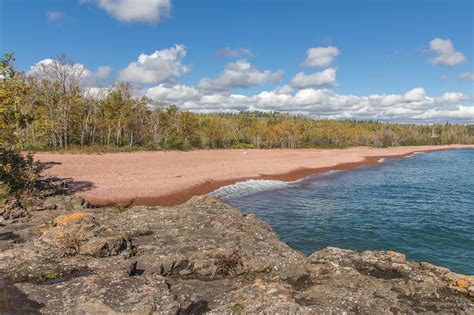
top-left (1, 0), bottom-right (473, 122)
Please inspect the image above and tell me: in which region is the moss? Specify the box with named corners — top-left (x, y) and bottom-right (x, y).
top-left (38, 273), bottom-right (61, 283)
top-left (232, 303), bottom-right (245, 314)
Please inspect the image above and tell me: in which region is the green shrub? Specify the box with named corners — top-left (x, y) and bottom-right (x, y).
top-left (0, 149), bottom-right (40, 196)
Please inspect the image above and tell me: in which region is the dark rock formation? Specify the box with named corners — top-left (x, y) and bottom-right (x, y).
top-left (0, 196), bottom-right (472, 313)
top-left (0, 178), bottom-right (89, 224)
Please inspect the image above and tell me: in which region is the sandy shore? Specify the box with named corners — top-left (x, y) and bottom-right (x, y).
top-left (35, 145), bottom-right (474, 207)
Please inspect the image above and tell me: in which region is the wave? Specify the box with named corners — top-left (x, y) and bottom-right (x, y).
top-left (322, 169), bottom-right (341, 175)
top-left (378, 158), bottom-right (385, 163)
top-left (209, 179), bottom-right (301, 200)
top-left (209, 169), bottom-right (345, 200)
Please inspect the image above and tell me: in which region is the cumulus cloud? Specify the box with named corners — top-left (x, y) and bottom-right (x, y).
top-left (144, 83), bottom-right (472, 122)
top-left (274, 85), bottom-right (294, 95)
top-left (402, 87), bottom-right (426, 102)
top-left (28, 58), bottom-right (114, 88)
top-left (459, 72), bottom-right (474, 81)
top-left (27, 46), bottom-right (473, 122)
top-left (118, 45), bottom-right (190, 85)
top-left (46, 11), bottom-right (64, 23)
top-left (95, 65), bottom-right (113, 79)
top-left (414, 106), bottom-right (474, 120)
top-left (197, 59), bottom-right (283, 92)
top-left (96, 0), bottom-right (171, 24)
top-left (216, 48), bottom-right (253, 59)
top-left (290, 68), bottom-right (337, 89)
top-left (146, 83), bottom-right (201, 102)
top-left (428, 38), bottom-right (466, 66)
top-left (302, 46), bottom-right (340, 68)
top-left (28, 59), bottom-right (93, 81)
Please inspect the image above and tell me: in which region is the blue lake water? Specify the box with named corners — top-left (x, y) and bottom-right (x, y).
top-left (211, 149), bottom-right (474, 274)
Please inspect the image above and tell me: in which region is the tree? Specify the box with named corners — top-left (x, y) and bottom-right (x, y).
top-left (31, 54), bottom-right (86, 149)
top-left (0, 53), bottom-right (39, 198)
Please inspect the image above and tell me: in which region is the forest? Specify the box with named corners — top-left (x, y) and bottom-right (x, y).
top-left (2, 53), bottom-right (474, 153)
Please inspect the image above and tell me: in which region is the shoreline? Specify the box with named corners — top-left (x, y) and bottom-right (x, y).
top-left (35, 145), bottom-right (474, 207)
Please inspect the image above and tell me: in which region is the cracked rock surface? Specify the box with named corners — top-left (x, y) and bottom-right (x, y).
top-left (0, 196), bottom-right (473, 314)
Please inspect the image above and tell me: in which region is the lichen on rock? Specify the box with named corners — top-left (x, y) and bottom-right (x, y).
top-left (0, 196), bottom-right (472, 313)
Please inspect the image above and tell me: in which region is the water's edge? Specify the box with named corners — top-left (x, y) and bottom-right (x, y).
top-left (208, 148), bottom-right (473, 273)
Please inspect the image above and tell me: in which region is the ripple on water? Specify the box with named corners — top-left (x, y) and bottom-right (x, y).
top-left (216, 149), bottom-right (474, 274)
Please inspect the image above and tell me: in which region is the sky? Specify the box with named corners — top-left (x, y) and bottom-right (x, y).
top-left (1, 0), bottom-right (473, 122)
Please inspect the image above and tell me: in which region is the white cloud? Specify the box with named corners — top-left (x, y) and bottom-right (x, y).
top-left (302, 46), bottom-right (340, 68)
top-left (46, 11), bottom-right (64, 23)
top-left (197, 59), bottom-right (283, 91)
top-left (459, 72), bottom-right (474, 81)
top-left (28, 59), bottom-right (93, 81)
top-left (118, 45), bottom-right (190, 85)
top-left (84, 86), bottom-right (111, 99)
top-left (146, 84), bottom-right (201, 102)
top-left (428, 38), bottom-right (466, 66)
top-left (415, 106), bottom-right (474, 120)
top-left (275, 85), bottom-right (294, 95)
top-left (216, 48), bottom-right (253, 58)
top-left (97, 0), bottom-right (171, 24)
top-left (290, 68), bottom-right (337, 89)
top-left (95, 65), bottom-right (112, 79)
top-left (145, 83), bottom-right (472, 122)
top-left (402, 87), bottom-right (426, 102)
top-left (28, 59), bottom-right (114, 88)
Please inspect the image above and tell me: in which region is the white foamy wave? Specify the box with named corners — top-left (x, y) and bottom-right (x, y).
top-left (378, 158), bottom-right (385, 163)
top-left (318, 169), bottom-right (342, 177)
top-left (209, 179), bottom-right (298, 200)
top-left (413, 151), bottom-right (426, 155)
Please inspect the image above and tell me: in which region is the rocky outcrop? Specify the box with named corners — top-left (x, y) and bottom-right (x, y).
top-left (0, 178), bottom-right (89, 224)
top-left (0, 196), bottom-right (472, 314)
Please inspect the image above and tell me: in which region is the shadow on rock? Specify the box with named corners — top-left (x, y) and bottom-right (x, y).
top-left (0, 278), bottom-right (45, 314)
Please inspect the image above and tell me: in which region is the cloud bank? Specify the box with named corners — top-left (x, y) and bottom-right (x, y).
top-left (144, 84), bottom-right (472, 122)
top-left (28, 43), bottom-right (473, 123)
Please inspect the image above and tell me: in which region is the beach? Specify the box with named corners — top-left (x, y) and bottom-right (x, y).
top-left (34, 145), bottom-right (474, 207)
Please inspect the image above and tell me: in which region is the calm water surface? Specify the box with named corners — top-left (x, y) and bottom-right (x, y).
top-left (212, 149), bottom-right (474, 274)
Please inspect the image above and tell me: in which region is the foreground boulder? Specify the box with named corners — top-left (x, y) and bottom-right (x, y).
top-left (0, 196), bottom-right (472, 313)
top-left (0, 178), bottom-right (89, 225)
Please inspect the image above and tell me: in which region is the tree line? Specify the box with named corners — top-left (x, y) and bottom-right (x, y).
top-left (3, 53), bottom-right (474, 153)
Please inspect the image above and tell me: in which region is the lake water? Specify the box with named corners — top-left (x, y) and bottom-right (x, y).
top-left (211, 148), bottom-right (474, 274)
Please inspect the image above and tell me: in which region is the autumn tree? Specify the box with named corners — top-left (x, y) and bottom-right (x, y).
top-left (0, 53), bottom-right (39, 197)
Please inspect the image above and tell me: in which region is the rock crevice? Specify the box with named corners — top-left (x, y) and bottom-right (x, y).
top-left (0, 196), bottom-right (472, 313)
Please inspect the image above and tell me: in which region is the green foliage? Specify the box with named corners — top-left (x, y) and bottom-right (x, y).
top-left (37, 273), bottom-right (61, 283)
top-left (1, 53), bottom-right (474, 155)
top-left (0, 53), bottom-right (40, 197)
top-left (0, 150), bottom-right (40, 196)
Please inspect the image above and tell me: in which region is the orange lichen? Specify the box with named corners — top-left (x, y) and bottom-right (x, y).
top-left (253, 278), bottom-right (264, 286)
top-left (54, 212), bottom-right (91, 225)
top-left (456, 280), bottom-right (469, 290)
